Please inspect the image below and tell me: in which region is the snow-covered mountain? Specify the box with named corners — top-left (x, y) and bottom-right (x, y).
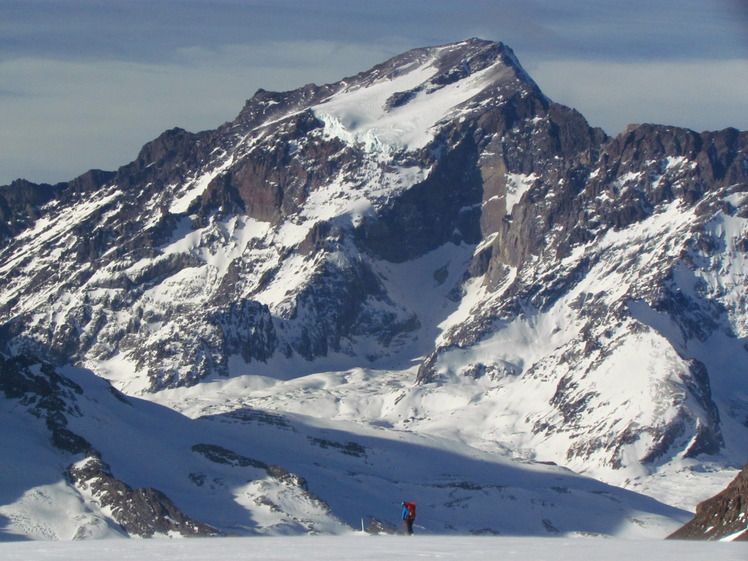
top-left (1, 38), bottom-right (747, 540)
top-left (0, 353), bottom-right (690, 539)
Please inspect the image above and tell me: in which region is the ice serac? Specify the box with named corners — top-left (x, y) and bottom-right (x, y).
top-left (0, 38), bottom-right (747, 505)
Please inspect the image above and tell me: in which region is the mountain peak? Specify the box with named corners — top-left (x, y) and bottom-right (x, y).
top-left (234, 38), bottom-right (538, 147)
top-left (347, 37), bottom-right (535, 92)
top-left (302, 38), bottom-right (540, 155)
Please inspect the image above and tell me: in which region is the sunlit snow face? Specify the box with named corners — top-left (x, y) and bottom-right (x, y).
top-left (312, 51), bottom-right (512, 154)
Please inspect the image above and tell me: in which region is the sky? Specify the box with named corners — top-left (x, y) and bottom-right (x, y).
top-left (1, 0), bottom-right (747, 185)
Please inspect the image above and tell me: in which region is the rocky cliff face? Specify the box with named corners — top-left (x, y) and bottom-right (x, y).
top-left (668, 463), bottom-right (748, 540)
top-left (416, 121), bottom-right (747, 476)
top-left (1, 38), bottom-right (746, 496)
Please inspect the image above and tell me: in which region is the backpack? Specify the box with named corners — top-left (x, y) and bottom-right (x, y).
top-left (406, 502), bottom-right (416, 519)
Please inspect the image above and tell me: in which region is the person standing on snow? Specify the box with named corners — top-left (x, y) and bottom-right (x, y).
top-left (401, 501), bottom-right (416, 535)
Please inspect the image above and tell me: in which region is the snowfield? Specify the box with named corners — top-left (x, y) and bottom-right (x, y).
top-left (0, 362), bottom-right (695, 541)
top-left (1, 535), bottom-right (746, 561)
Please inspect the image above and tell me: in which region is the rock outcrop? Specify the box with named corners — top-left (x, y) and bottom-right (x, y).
top-left (667, 463), bottom-right (748, 541)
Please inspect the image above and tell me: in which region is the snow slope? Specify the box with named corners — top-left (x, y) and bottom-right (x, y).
top-left (0, 360), bottom-right (692, 541)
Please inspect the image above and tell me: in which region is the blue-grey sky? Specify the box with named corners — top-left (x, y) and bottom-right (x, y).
top-left (2, 0), bottom-right (747, 185)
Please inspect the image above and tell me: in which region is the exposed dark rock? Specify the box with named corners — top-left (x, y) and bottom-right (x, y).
top-left (308, 437), bottom-right (367, 457)
top-left (384, 90), bottom-right (417, 110)
top-left (667, 463), bottom-right (748, 541)
top-left (191, 443), bottom-right (333, 514)
top-left (0, 354), bottom-right (97, 455)
top-left (192, 443), bottom-right (310, 489)
top-left (365, 517), bottom-right (399, 534)
top-left (208, 299), bottom-right (278, 364)
top-left (207, 110), bottom-right (342, 224)
top-left (200, 407), bottom-right (294, 429)
top-left (297, 221), bottom-right (341, 256)
top-left (65, 169), bottom-right (116, 195)
top-left (191, 443), bottom-right (268, 470)
top-left (0, 179), bottom-right (60, 242)
top-left (415, 347), bottom-right (444, 384)
top-left (1, 353), bottom-right (222, 538)
top-left (68, 456), bottom-right (223, 538)
top-left (355, 132), bottom-right (483, 262)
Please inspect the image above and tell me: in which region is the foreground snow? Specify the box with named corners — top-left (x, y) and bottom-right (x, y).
top-left (1, 535), bottom-right (746, 561)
